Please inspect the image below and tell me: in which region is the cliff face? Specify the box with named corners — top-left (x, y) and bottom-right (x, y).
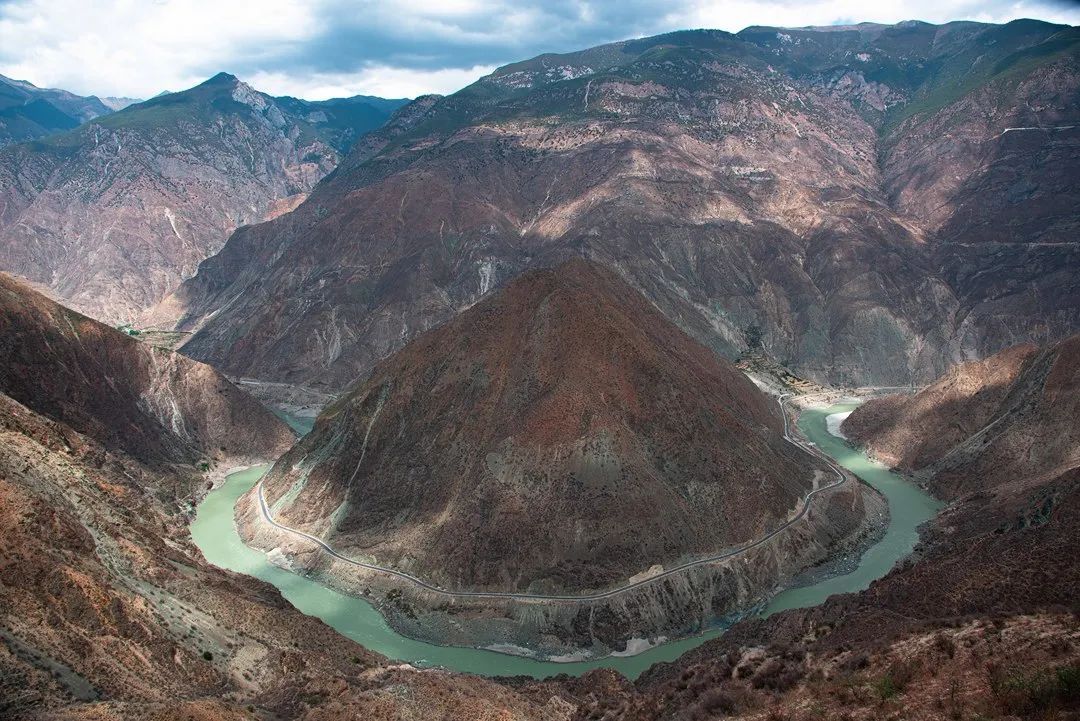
top-left (0, 74), bottom-right (405, 324)
top-left (172, 21), bottom-right (1079, 393)
top-left (0, 273), bottom-right (294, 488)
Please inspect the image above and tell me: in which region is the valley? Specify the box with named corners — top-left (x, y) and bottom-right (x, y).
top-left (191, 396), bottom-right (938, 677)
top-left (0, 11), bottom-right (1077, 720)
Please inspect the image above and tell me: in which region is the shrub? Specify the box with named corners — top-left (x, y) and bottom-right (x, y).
top-left (934, 633), bottom-right (957, 659)
top-left (871, 660), bottom-right (917, 702)
top-left (873, 675), bottom-right (900, 701)
top-left (202, 650), bottom-right (213, 661)
top-left (989, 663), bottom-right (1080, 715)
top-left (696, 688), bottom-right (739, 715)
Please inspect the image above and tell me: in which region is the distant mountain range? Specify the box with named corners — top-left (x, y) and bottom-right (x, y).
top-left (166, 19), bottom-right (1080, 393)
top-left (0, 73), bottom-right (407, 323)
top-left (0, 74), bottom-right (139, 147)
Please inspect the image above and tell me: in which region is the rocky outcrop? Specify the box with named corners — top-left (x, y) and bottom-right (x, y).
top-left (0, 74), bottom-right (405, 324)
top-left (236, 260), bottom-right (881, 654)
top-left (0, 273), bottom-right (294, 491)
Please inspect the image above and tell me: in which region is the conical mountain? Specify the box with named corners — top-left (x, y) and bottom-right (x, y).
top-left (257, 259), bottom-right (829, 592)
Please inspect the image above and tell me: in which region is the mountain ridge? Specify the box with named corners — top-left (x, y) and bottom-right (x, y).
top-left (168, 19), bottom-right (1080, 394)
top-left (0, 73), bottom-right (408, 324)
top-left (240, 258), bottom-right (881, 654)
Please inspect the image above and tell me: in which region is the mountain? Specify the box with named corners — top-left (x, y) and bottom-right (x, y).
top-left (0, 74), bottom-right (136, 147)
top-left (241, 259), bottom-right (880, 653)
top-left (0, 275), bottom-right (567, 719)
top-left (0, 73), bottom-right (407, 324)
top-left (169, 19), bottom-right (1080, 396)
top-left (575, 336), bottom-right (1080, 719)
top-left (842, 335), bottom-right (1080, 500)
top-left (0, 272), bottom-right (294, 490)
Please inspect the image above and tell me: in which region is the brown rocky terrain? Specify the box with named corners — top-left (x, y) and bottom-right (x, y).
top-left (565, 336), bottom-right (1079, 720)
top-left (0, 272), bottom-right (575, 720)
top-left (170, 20), bottom-right (1079, 396)
top-left (0, 359), bottom-right (572, 721)
top-left (0, 74), bottom-right (405, 324)
top-left (239, 259), bottom-right (880, 654)
top-left (843, 335), bottom-right (1080, 499)
top-left (4, 279), bottom-right (1076, 718)
top-left (0, 272), bottom-right (294, 493)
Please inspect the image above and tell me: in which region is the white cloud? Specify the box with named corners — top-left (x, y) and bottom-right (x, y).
top-left (0, 0), bottom-right (1077, 101)
top-left (248, 64), bottom-right (498, 100)
top-left (0, 0), bottom-right (319, 97)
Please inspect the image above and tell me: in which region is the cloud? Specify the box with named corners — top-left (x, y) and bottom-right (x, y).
top-left (0, 0), bottom-right (1077, 100)
top-left (248, 65), bottom-right (499, 100)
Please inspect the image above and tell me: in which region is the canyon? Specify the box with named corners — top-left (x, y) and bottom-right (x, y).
top-left (170, 20), bottom-right (1080, 398)
top-left (239, 260), bottom-right (882, 656)
top-left (0, 15), bottom-right (1076, 721)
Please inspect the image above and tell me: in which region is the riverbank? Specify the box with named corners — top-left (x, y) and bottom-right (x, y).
top-left (192, 399), bottom-right (939, 678)
top-left (231, 392), bottom-right (887, 658)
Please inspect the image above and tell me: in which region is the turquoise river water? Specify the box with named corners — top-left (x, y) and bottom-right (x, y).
top-left (190, 402), bottom-right (942, 680)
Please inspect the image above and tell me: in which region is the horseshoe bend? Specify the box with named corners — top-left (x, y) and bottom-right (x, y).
top-left (235, 260), bottom-right (885, 657)
top-left (0, 12), bottom-right (1078, 719)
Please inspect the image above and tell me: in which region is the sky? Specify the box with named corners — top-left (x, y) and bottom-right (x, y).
top-left (0, 0), bottom-right (1078, 101)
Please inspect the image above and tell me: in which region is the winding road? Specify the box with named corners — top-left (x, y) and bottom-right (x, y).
top-left (251, 389), bottom-right (885, 603)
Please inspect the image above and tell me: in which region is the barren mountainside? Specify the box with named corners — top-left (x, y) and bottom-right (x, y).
top-left (0, 73), bottom-right (406, 323)
top-left (0, 272), bottom-right (294, 489)
top-left (0, 360), bottom-right (569, 721)
top-left (257, 259), bottom-right (830, 593)
top-left (843, 334), bottom-right (1080, 499)
top-left (173, 20), bottom-right (1080, 393)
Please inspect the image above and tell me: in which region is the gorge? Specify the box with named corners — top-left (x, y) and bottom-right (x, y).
top-left (0, 12), bottom-right (1077, 721)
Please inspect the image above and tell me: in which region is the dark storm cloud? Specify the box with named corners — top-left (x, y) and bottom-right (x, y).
top-left (227, 0), bottom-right (679, 77)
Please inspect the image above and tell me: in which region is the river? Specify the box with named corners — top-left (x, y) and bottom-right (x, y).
top-left (190, 401), bottom-right (942, 680)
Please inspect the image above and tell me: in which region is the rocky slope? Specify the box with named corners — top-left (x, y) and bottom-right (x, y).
top-left (843, 335), bottom-right (1080, 500)
top-left (571, 336), bottom-right (1080, 719)
top-left (171, 20), bottom-right (1079, 394)
top-left (0, 74), bottom-right (406, 323)
top-left (5, 281), bottom-right (1075, 719)
top-left (0, 272), bottom-right (294, 493)
top-left (0, 360), bottom-right (569, 721)
top-left (239, 260), bottom-right (880, 654)
top-left (0, 73), bottom-right (136, 147)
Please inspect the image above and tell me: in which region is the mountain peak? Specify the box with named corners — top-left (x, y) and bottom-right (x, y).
top-left (203, 71), bottom-right (239, 86)
top-left (257, 257), bottom-right (826, 594)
